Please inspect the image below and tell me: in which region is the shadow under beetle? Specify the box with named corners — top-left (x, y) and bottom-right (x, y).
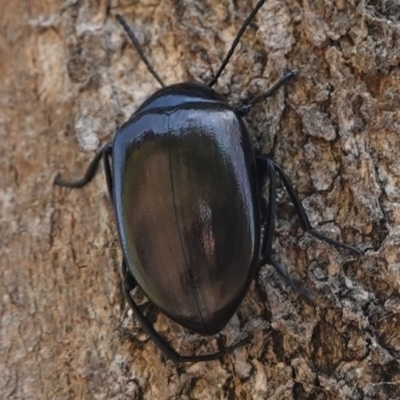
top-left (55, 0), bottom-right (362, 363)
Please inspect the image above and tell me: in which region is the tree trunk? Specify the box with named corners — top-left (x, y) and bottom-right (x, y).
top-left (1, 0), bottom-right (399, 399)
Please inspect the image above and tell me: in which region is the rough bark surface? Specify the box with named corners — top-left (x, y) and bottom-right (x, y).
top-left (1, 0), bottom-right (400, 399)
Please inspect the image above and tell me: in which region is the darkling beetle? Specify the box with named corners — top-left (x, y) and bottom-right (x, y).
top-left (55, 0), bottom-right (362, 363)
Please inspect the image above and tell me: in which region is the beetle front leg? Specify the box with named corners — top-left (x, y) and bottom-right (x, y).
top-left (54, 142), bottom-right (113, 189)
top-left (236, 71), bottom-right (294, 116)
top-left (121, 260), bottom-right (250, 363)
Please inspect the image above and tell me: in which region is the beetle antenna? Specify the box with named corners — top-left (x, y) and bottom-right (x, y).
top-left (208, 0), bottom-right (266, 88)
top-left (116, 14), bottom-right (166, 88)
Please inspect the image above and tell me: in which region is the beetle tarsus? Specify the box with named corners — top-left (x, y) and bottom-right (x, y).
top-left (308, 229), bottom-right (363, 256)
top-left (267, 257), bottom-right (314, 303)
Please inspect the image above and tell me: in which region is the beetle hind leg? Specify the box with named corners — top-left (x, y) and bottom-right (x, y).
top-left (121, 260), bottom-right (250, 363)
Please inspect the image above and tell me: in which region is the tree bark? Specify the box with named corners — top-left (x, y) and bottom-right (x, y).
top-left (1, 0), bottom-right (400, 399)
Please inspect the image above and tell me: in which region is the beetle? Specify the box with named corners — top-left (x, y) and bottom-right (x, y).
top-left (55, 0), bottom-right (361, 363)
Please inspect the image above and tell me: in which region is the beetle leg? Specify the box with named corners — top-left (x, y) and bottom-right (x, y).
top-left (268, 258), bottom-right (313, 302)
top-left (257, 158), bottom-right (277, 265)
top-left (102, 144), bottom-right (113, 201)
top-left (121, 260), bottom-right (250, 363)
top-left (236, 71), bottom-right (294, 116)
top-left (54, 142), bottom-right (113, 189)
top-left (260, 157), bottom-right (362, 255)
top-left (256, 157), bottom-right (309, 294)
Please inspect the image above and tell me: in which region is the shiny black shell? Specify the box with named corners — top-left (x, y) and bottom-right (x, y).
top-left (112, 82), bottom-right (260, 335)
